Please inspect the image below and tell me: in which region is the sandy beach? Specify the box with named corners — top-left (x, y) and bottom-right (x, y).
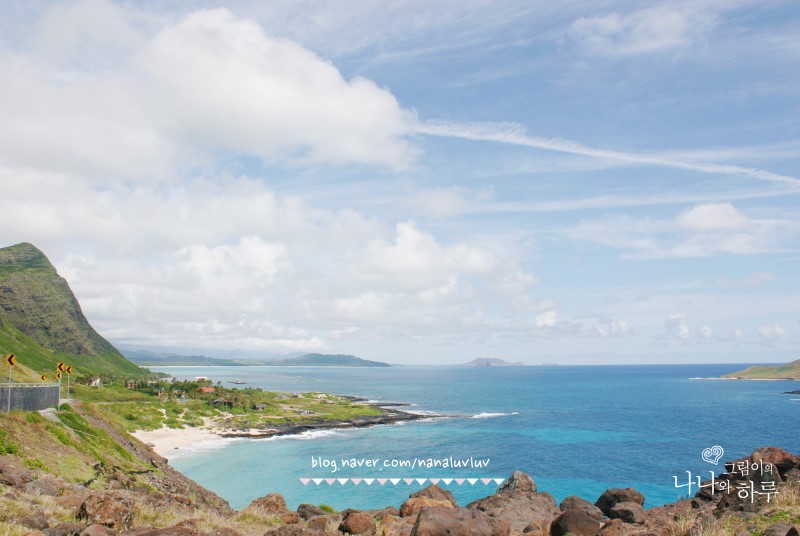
top-left (132, 425), bottom-right (223, 458)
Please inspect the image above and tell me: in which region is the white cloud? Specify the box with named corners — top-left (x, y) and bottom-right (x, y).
top-left (418, 120), bottom-right (800, 186)
top-left (139, 8), bottom-right (417, 169)
top-left (0, 7), bottom-right (417, 185)
top-left (566, 202), bottom-right (796, 259)
top-left (666, 313), bottom-right (692, 340)
top-left (569, 6), bottom-right (715, 56)
top-left (758, 323), bottom-right (786, 339)
top-left (677, 202), bottom-right (750, 231)
top-left (535, 310), bottom-right (558, 328)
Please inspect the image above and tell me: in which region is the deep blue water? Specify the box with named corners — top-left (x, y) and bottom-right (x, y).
top-left (152, 364), bottom-right (800, 511)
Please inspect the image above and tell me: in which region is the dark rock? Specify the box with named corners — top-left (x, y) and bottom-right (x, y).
top-left (77, 493), bottom-right (134, 531)
top-left (410, 484), bottom-right (458, 507)
top-left (608, 502), bottom-right (645, 524)
top-left (497, 471), bottom-right (537, 495)
top-left (595, 489), bottom-right (645, 517)
top-left (0, 457), bottom-right (34, 487)
top-left (79, 525), bottom-right (116, 536)
top-left (43, 523), bottom-right (85, 536)
top-left (339, 511), bottom-right (377, 535)
top-left (54, 493), bottom-right (91, 516)
top-left (400, 496), bottom-right (454, 517)
top-left (763, 522), bottom-right (800, 536)
top-left (20, 512), bottom-right (50, 530)
top-left (25, 478), bottom-right (59, 497)
top-left (597, 518), bottom-right (638, 535)
top-left (559, 496), bottom-right (603, 519)
top-left (751, 447), bottom-right (798, 477)
top-left (468, 472), bottom-right (559, 534)
top-left (296, 503), bottom-right (327, 519)
top-left (381, 514), bottom-right (415, 536)
top-left (263, 526), bottom-right (324, 536)
top-left (411, 506), bottom-right (509, 536)
top-left (550, 509), bottom-right (603, 536)
top-left (306, 514), bottom-right (341, 532)
top-left (247, 493), bottom-right (291, 516)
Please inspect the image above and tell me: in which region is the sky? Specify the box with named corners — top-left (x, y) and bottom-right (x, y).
top-left (0, 0), bottom-right (798, 365)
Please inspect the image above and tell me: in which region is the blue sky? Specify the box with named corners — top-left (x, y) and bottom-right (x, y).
top-left (0, 1), bottom-right (798, 364)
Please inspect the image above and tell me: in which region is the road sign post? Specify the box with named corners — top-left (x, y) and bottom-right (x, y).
top-left (5, 354), bottom-right (15, 412)
top-left (66, 366), bottom-right (73, 402)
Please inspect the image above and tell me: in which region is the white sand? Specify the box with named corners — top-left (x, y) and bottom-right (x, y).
top-left (132, 426), bottom-right (223, 458)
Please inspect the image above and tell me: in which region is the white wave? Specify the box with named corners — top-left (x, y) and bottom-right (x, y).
top-left (791, 398), bottom-right (800, 401)
top-left (470, 412), bottom-right (520, 419)
top-left (259, 429), bottom-right (344, 442)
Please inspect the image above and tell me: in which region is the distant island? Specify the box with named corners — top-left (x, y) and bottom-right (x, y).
top-left (722, 359), bottom-right (800, 380)
top-left (126, 351), bottom-right (391, 368)
top-left (462, 357), bottom-right (524, 367)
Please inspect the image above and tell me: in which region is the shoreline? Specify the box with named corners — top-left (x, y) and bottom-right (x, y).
top-left (134, 404), bottom-right (428, 458)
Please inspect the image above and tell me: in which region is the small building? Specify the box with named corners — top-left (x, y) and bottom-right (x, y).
top-left (89, 378), bottom-right (102, 387)
top-left (254, 403), bottom-right (268, 410)
top-left (210, 398), bottom-right (233, 408)
top-left (199, 387), bottom-right (216, 394)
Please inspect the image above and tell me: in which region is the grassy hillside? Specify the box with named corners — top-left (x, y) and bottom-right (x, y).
top-left (0, 242), bottom-right (147, 379)
top-left (722, 359), bottom-right (800, 380)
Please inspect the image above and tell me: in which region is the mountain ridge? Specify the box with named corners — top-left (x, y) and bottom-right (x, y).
top-left (0, 242), bottom-right (145, 378)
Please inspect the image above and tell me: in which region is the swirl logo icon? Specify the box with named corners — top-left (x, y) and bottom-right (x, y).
top-left (702, 445), bottom-right (724, 465)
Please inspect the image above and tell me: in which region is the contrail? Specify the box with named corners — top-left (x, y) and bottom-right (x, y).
top-left (417, 120), bottom-right (800, 187)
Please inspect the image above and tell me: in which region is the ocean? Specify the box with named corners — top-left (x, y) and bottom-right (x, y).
top-left (151, 364), bottom-right (800, 511)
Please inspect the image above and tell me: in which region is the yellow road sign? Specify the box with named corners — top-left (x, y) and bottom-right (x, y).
top-left (56, 371), bottom-right (61, 380)
top-left (40, 374), bottom-right (47, 381)
top-left (5, 354), bottom-right (15, 366)
top-left (57, 362), bottom-right (65, 372)
top-left (66, 366), bottom-right (73, 374)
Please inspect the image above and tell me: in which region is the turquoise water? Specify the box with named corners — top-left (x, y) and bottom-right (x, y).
top-left (153, 365), bottom-right (800, 511)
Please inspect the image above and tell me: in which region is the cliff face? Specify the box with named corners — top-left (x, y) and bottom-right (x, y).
top-left (0, 242), bottom-right (117, 357)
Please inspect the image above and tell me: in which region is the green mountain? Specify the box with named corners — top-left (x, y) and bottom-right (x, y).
top-left (0, 242), bottom-right (146, 379)
top-left (266, 353), bottom-right (391, 367)
top-left (722, 359), bottom-right (800, 380)
top-left (123, 349), bottom-right (247, 367)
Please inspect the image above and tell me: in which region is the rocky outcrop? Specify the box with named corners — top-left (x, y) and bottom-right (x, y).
top-left (339, 511), bottom-right (377, 535)
top-left (77, 492), bottom-right (134, 531)
top-left (550, 508), bottom-right (603, 536)
top-left (411, 506), bottom-right (510, 536)
top-left (467, 471), bottom-right (560, 535)
top-left (594, 488), bottom-right (645, 517)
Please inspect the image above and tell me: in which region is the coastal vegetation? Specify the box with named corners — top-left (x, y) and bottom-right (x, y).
top-left (723, 359), bottom-right (800, 380)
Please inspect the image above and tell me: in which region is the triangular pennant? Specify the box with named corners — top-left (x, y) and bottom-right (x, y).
top-left (455, 478), bottom-right (465, 485)
top-left (467, 478), bottom-right (478, 485)
top-left (441, 478), bottom-right (453, 485)
top-left (481, 478), bottom-right (492, 485)
top-left (337, 478), bottom-right (348, 485)
top-left (300, 478), bottom-right (311, 485)
top-left (403, 478), bottom-right (414, 485)
top-left (493, 478), bottom-right (504, 485)
top-left (378, 478), bottom-right (388, 485)
top-left (390, 478), bottom-right (401, 485)
top-left (416, 478), bottom-right (427, 485)
top-left (351, 478), bottom-right (362, 485)
top-left (325, 478), bottom-right (335, 485)
top-left (429, 478), bottom-right (441, 485)
top-left (363, 478), bottom-right (375, 485)
top-left (312, 478), bottom-right (323, 485)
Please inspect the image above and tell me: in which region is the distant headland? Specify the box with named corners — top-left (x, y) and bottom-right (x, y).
top-left (721, 359), bottom-right (800, 380)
